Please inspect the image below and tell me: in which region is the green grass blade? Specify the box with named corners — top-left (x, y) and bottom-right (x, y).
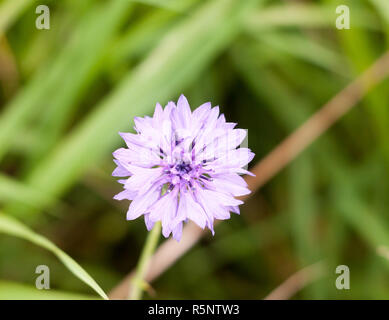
top-left (0, 174), bottom-right (55, 209)
top-left (0, 213), bottom-right (108, 300)
top-left (108, 0), bottom-right (199, 69)
top-left (288, 156), bottom-right (324, 298)
top-left (370, 0), bottom-right (389, 23)
top-left (0, 0), bottom-right (36, 34)
top-left (130, 0), bottom-right (190, 11)
top-left (253, 32), bottom-right (348, 76)
top-left (334, 189), bottom-right (389, 250)
top-left (245, 3), bottom-right (379, 31)
top-left (0, 0), bottom-right (133, 166)
top-left (0, 281), bottom-right (98, 300)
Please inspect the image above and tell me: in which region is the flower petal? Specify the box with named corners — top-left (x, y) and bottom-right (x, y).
top-left (144, 214), bottom-right (155, 231)
top-left (113, 189), bottom-right (137, 201)
top-left (126, 183), bottom-right (161, 220)
top-left (208, 174), bottom-right (251, 197)
top-left (112, 160), bottom-right (131, 177)
top-left (175, 190), bottom-right (206, 229)
top-left (123, 166), bottom-right (163, 194)
top-left (148, 188), bottom-right (179, 238)
top-left (172, 222), bottom-right (183, 241)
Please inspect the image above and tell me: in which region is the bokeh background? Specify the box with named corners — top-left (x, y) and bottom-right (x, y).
top-left (1, 0), bottom-right (389, 299)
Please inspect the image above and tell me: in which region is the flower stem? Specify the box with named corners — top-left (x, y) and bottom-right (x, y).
top-left (128, 221), bottom-right (161, 300)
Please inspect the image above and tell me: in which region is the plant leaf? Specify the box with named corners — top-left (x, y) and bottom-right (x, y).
top-left (0, 281), bottom-right (98, 300)
top-left (0, 212), bottom-right (108, 300)
top-left (0, 174), bottom-right (55, 210)
top-left (0, 0), bottom-right (36, 35)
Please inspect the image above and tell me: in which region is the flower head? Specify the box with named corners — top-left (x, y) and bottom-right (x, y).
top-left (112, 95), bottom-right (254, 241)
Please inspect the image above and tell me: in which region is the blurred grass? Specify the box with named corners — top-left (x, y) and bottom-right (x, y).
top-left (0, 213), bottom-right (107, 299)
top-left (0, 0), bottom-right (389, 299)
top-left (0, 281), bottom-right (97, 300)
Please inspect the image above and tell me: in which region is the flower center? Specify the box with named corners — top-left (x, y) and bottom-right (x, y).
top-left (175, 162), bottom-right (192, 174)
top-left (160, 146), bottom-right (211, 189)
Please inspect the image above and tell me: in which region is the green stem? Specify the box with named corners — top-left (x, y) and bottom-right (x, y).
top-left (128, 221), bottom-right (161, 300)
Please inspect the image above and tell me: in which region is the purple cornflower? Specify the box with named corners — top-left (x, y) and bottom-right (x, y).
top-left (112, 95), bottom-right (254, 241)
